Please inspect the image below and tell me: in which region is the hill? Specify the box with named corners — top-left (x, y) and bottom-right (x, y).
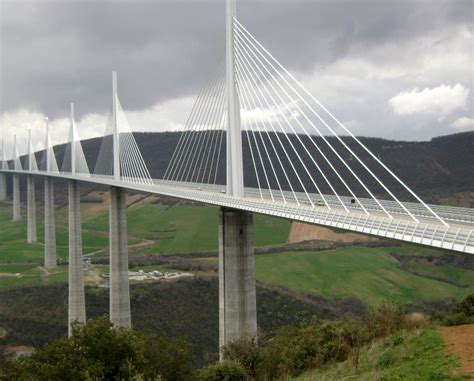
top-left (6, 130), bottom-right (474, 206)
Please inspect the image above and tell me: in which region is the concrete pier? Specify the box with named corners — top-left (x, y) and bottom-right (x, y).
top-left (0, 173), bottom-right (6, 201)
top-left (27, 175), bottom-right (37, 244)
top-left (44, 177), bottom-right (57, 268)
top-left (68, 180), bottom-right (86, 336)
top-left (109, 186), bottom-right (131, 328)
top-left (12, 174), bottom-right (21, 221)
top-left (218, 208), bottom-right (257, 353)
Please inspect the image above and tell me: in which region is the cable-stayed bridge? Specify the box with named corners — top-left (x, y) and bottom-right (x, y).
top-left (0, 0), bottom-right (472, 353)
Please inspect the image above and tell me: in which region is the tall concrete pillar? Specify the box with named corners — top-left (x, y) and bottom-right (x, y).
top-left (27, 175), bottom-right (37, 244)
top-left (109, 186), bottom-right (131, 328)
top-left (219, 208), bottom-right (257, 354)
top-left (12, 174), bottom-right (21, 221)
top-left (68, 180), bottom-right (86, 336)
top-left (44, 177), bottom-right (57, 268)
top-left (0, 173), bottom-right (7, 201)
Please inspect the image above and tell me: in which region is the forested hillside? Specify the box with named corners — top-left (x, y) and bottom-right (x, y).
top-left (8, 131), bottom-right (474, 205)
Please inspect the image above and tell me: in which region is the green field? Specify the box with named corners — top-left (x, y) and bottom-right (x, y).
top-left (0, 199), bottom-right (290, 289)
top-left (0, 204), bottom-right (108, 262)
top-left (255, 247), bottom-right (473, 305)
top-left (1, 199), bottom-right (472, 307)
top-left (84, 203), bottom-right (291, 253)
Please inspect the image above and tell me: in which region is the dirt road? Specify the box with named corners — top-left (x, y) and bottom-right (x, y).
top-left (439, 324), bottom-right (474, 378)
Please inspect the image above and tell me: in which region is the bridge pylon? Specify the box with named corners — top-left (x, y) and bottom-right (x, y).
top-left (226, 0), bottom-right (243, 197)
top-left (12, 135), bottom-right (21, 221)
top-left (67, 105), bottom-right (86, 335)
top-left (108, 70), bottom-right (131, 328)
top-left (219, 0), bottom-right (258, 356)
top-left (43, 117), bottom-right (57, 268)
top-left (26, 130), bottom-right (37, 244)
top-left (0, 138), bottom-right (7, 201)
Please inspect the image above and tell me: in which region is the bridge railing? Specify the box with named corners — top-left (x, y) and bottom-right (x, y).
top-left (1, 168), bottom-right (473, 254)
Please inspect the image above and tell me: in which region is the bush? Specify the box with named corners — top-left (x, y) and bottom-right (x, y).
top-left (456, 294), bottom-right (474, 317)
top-left (364, 303), bottom-right (403, 340)
top-left (222, 337), bottom-right (261, 378)
top-left (221, 318), bottom-right (367, 380)
top-left (197, 360), bottom-right (247, 381)
top-left (442, 294), bottom-right (474, 326)
top-left (1, 316), bottom-right (194, 381)
top-left (402, 312), bottom-right (428, 331)
top-left (142, 334), bottom-right (194, 381)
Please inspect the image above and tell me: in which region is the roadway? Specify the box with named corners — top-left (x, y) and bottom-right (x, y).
top-left (1, 169), bottom-right (473, 254)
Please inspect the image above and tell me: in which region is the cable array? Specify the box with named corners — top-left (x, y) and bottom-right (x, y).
top-left (231, 17), bottom-right (447, 225)
top-left (39, 140), bottom-right (60, 173)
top-left (116, 96), bottom-right (153, 185)
top-left (163, 46), bottom-right (227, 185)
top-left (93, 95), bottom-right (153, 185)
top-left (61, 121), bottom-right (90, 176)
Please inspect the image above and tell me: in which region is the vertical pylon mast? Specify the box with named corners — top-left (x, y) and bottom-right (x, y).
top-left (70, 103), bottom-right (76, 175)
top-left (13, 134), bottom-right (19, 170)
top-left (1, 138), bottom-right (5, 170)
top-left (28, 129), bottom-right (34, 171)
top-left (45, 117), bottom-right (51, 172)
top-left (226, 0), bottom-right (243, 197)
top-left (112, 70), bottom-right (120, 181)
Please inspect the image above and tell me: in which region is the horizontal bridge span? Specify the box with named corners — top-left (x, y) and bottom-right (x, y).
top-left (1, 169), bottom-right (473, 255)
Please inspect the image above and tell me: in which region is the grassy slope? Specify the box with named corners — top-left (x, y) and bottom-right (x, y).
top-left (296, 328), bottom-right (464, 380)
top-left (0, 203), bottom-right (107, 289)
top-left (255, 248), bottom-right (473, 305)
top-left (1, 200), bottom-right (472, 306)
top-left (0, 201), bottom-right (290, 289)
top-left (0, 204), bottom-right (108, 262)
top-left (83, 203), bottom-right (291, 253)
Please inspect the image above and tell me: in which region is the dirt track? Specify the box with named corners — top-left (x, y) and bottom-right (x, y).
top-left (439, 324), bottom-right (474, 378)
top-left (288, 221), bottom-right (377, 243)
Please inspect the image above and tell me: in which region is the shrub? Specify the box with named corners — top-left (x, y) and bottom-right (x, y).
top-left (197, 360), bottom-right (247, 381)
top-left (222, 337), bottom-right (261, 378)
top-left (402, 312), bottom-right (428, 331)
top-left (253, 319), bottom-right (365, 379)
top-left (456, 293), bottom-right (474, 317)
top-left (1, 316), bottom-right (194, 381)
top-left (442, 294), bottom-right (474, 326)
top-left (142, 334), bottom-right (194, 381)
top-left (364, 303), bottom-right (403, 340)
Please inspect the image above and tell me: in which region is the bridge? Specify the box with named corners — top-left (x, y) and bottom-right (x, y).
top-left (0, 0), bottom-right (473, 354)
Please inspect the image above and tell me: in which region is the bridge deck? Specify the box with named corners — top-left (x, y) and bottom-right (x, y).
top-left (1, 169), bottom-right (473, 254)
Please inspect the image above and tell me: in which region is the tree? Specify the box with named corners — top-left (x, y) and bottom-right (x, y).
top-left (2, 316), bottom-right (198, 380)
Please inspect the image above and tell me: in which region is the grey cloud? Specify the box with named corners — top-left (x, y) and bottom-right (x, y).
top-left (0, 0), bottom-right (472, 141)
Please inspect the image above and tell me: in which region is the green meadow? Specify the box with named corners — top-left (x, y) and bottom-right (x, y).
top-left (254, 247), bottom-right (473, 305)
top-left (84, 203), bottom-right (291, 253)
top-left (0, 199), bottom-right (472, 307)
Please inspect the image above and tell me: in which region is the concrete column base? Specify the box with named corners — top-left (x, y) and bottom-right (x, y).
top-left (109, 186), bottom-right (131, 328)
top-left (0, 173), bottom-right (6, 201)
top-left (219, 207), bottom-right (257, 356)
top-left (44, 177), bottom-right (57, 268)
top-left (13, 174), bottom-right (21, 221)
top-left (68, 180), bottom-right (86, 336)
top-left (27, 175), bottom-right (37, 244)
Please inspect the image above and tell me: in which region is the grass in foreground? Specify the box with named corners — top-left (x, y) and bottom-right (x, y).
top-left (296, 328), bottom-right (464, 380)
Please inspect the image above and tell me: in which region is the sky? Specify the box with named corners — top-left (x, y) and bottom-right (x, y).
top-left (0, 0), bottom-right (473, 156)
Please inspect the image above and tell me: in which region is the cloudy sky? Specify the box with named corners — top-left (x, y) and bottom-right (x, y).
top-left (0, 0), bottom-right (473, 155)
